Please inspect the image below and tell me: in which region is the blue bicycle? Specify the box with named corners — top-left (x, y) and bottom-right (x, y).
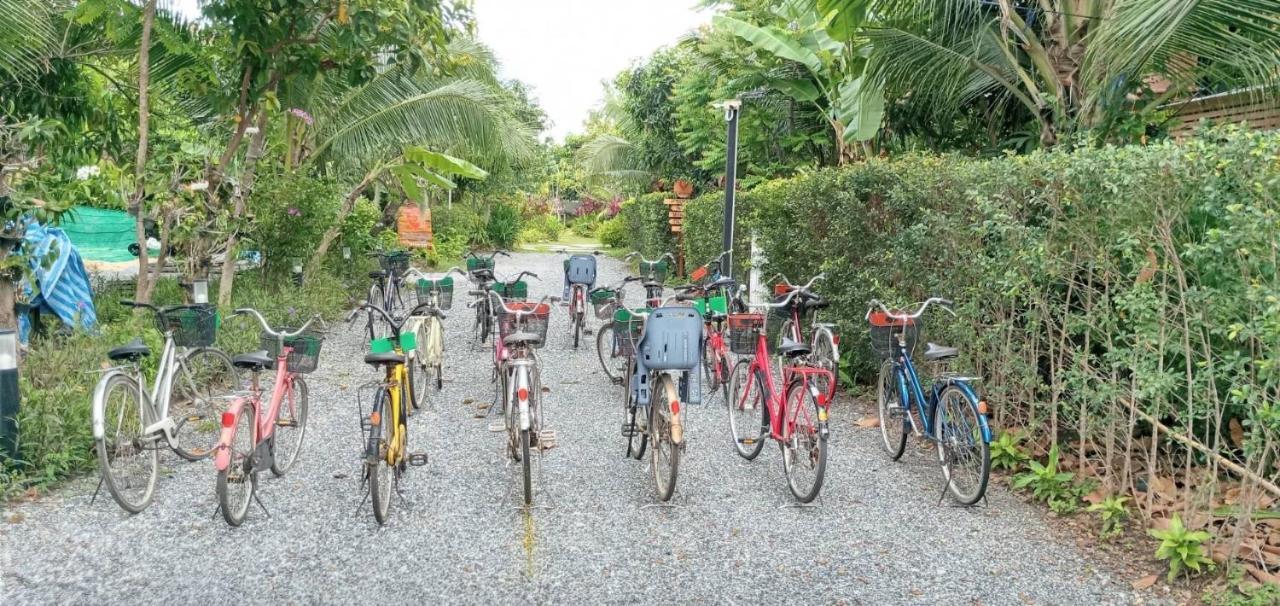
top-left (866, 298), bottom-right (993, 505)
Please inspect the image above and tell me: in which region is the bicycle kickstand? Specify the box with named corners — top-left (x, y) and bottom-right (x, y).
top-left (89, 477), bottom-right (104, 505)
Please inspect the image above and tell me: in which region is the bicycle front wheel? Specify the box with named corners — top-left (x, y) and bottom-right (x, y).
top-left (650, 375), bottom-right (681, 501)
top-left (94, 373), bottom-right (158, 513)
top-left (727, 360), bottom-right (766, 460)
top-left (270, 375), bottom-right (308, 476)
top-left (877, 360), bottom-right (908, 460)
top-left (520, 428), bottom-right (533, 505)
top-left (783, 380), bottom-right (827, 503)
top-left (596, 323), bottom-right (621, 383)
top-left (810, 329), bottom-right (839, 399)
top-left (217, 401), bottom-right (256, 527)
top-left (573, 311), bottom-right (583, 349)
top-left (172, 347), bottom-right (239, 461)
top-left (934, 385), bottom-right (991, 505)
top-left (622, 362), bottom-right (647, 460)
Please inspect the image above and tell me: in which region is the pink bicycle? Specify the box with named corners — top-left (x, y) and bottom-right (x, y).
top-left (213, 308), bottom-right (325, 526)
top-left (725, 274), bottom-right (834, 503)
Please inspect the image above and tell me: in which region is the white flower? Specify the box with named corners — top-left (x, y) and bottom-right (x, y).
top-left (75, 165), bottom-right (100, 180)
top-left (186, 180), bottom-right (209, 192)
top-left (244, 126), bottom-right (260, 135)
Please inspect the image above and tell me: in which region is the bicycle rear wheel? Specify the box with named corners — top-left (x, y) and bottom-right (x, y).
top-left (650, 376), bottom-right (681, 501)
top-left (520, 428), bottom-right (533, 505)
top-left (94, 374), bottom-right (158, 513)
top-left (877, 360), bottom-right (908, 460)
top-left (271, 376), bottom-right (308, 476)
top-left (596, 323), bottom-right (623, 383)
top-left (216, 401), bottom-right (256, 526)
top-left (782, 380), bottom-right (827, 503)
top-left (367, 388), bottom-right (393, 524)
top-left (623, 362), bottom-right (647, 460)
top-left (810, 329), bottom-right (839, 399)
top-left (406, 357), bottom-right (423, 413)
top-left (171, 347), bottom-right (239, 461)
top-left (934, 385), bottom-right (991, 505)
top-left (727, 360), bottom-right (767, 460)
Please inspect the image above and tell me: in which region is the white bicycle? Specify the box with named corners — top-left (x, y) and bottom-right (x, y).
top-left (91, 301), bottom-right (240, 513)
top-left (403, 267), bottom-right (464, 411)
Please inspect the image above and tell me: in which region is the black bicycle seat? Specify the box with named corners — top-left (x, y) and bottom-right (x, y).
top-left (107, 339), bottom-right (151, 362)
top-left (363, 351), bottom-right (404, 366)
top-left (778, 339), bottom-right (811, 358)
top-left (707, 277), bottom-right (737, 290)
top-left (923, 343), bottom-right (959, 361)
top-left (368, 270), bottom-right (387, 279)
top-left (503, 332), bottom-right (542, 347)
top-left (232, 350), bottom-right (274, 372)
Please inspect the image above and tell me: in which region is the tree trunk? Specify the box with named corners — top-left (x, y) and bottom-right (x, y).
top-left (216, 109), bottom-right (270, 308)
top-left (131, 0), bottom-right (158, 303)
top-left (305, 169), bottom-right (379, 281)
top-left (0, 245), bottom-right (16, 333)
top-left (139, 208), bottom-right (173, 302)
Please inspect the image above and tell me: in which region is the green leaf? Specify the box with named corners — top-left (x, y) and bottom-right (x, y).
top-left (816, 0), bottom-right (869, 41)
top-left (713, 14), bottom-right (823, 75)
top-left (772, 78), bottom-right (822, 103)
top-left (403, 146), bottom-right (488, 180)
top-left (391, 165), bottom-right (423, 202)
top-left (835, 75), bottom-right (884, 142)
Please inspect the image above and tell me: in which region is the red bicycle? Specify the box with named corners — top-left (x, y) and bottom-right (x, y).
top-left (214, 308), bottom-right (325, 526)
top-left (725, 274), bottom-right (833, 503)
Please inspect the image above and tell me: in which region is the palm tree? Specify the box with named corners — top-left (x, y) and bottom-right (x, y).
top-left (856, 0), bottom-right (1280, 146)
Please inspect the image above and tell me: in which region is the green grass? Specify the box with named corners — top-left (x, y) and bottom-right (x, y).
top-left (519, 231), bottom-right (604, 253)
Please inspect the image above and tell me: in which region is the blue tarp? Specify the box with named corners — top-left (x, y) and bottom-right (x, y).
top-left (18, 218), bottom-right (97, 343)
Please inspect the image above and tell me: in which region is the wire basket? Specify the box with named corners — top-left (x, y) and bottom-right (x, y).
top-left (497, 302), bottom-right (550, 348)
top-left (639, 260), bottom-right (669, 283)
top-left (727, 313), bottom-right (764, 355)
top-left (868, 311), bottom-right (919, 360)
top-left (158, 304), bottom-right (219, 348)
top-left (466, 256), bottom-right (495, 273)
top-left (416, 277), bottom-right (455, 310)
top-left (613, 307), bottom-right (645, 357)
top-left (495, 280), bottom-right (528, 301)
top-left (379, 252), bottom-right (410, 275)
top-left (261, 328), bottom-right (326, 374)
top-left (591, 289), bottom-right (618, 319)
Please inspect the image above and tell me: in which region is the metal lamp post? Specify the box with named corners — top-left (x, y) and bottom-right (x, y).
top-left (720, 99), bottom-right (741, 279)
top-left (0, 328), bottom-right (19, 461)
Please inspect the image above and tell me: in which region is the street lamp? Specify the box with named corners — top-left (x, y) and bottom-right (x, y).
top-left (292, 259), bottom-right (304, 286)
top-left (0, 328), bottom-right (19, 461)
top-left (191, 278), bottom-right (209, 304)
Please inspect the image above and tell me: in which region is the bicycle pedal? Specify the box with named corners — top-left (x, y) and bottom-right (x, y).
top-left (407, 451), bottom-right (429, 467)
top-left (275, 418), bottom-right (298, 428)
top-left (487, 421), bottom-right (506, 433)
top-left (186, 415), bottom-right (204, 423)
top-left (537, 429), bottom-right (557, 449)
top-left (584, 328), bottom-right (594, 335)
top-left (621, 423), bottom-right (639, 437)
top-left (611, 377), bottom-right (624, 386)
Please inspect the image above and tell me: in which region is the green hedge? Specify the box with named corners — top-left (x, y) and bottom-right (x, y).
top-left (617, 192), bottom-right (676, 256)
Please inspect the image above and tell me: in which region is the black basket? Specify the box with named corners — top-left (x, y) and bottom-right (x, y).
top-left (497, 302), bottom-right (551, 349)
top-left (415, 278), bottom-right (455, 310)
top-left (261, 328), bottom-right (325, 374)
top-left (727, 313), bottom-right (764, 355)
top-left (868, 313), bottom-right (919, 360)
top-left (379, 252), bottom-right (410, 275)
top-left (612, 308), bottom-right (645, 357)
top-left (159, 304), bottom-right (218, 348)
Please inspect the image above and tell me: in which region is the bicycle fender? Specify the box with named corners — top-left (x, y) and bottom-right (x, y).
top-left (214, 397), bottom-right (250, 471)
top-left (949, 380), bottom-right (993, 443)
top-left (91, 369), bottom-right (132, 440)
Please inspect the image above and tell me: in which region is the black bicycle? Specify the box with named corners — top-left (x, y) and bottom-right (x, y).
top-left (363, 250), bottom-right (412, 342)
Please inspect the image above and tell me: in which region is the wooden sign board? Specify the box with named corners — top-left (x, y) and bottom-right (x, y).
top-left (397, 206), bottom-right (433, 249)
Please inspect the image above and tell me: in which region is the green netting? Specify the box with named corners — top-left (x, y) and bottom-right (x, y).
top-left (61, 206), bottom-right (144, 263)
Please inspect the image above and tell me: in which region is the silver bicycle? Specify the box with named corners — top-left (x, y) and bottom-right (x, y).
top-left (91, 301), bottom-right (240, 513)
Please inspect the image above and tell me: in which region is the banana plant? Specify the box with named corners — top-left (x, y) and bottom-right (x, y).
top-left (713, 2), bottom-right (884, 163)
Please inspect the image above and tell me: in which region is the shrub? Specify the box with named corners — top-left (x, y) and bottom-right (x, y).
top-left (616, 193), bottom-right (676, 255)
top-left (571, 215), bottom-right (600, 238)
top-left (597, 216), bottom-right (627, 249)
top-left (246, 170), bottom-right (342, 276)
top-left (1151, 515), bottom-right (1215, 582)
top-left (486, 202), bottom-right (521, 248)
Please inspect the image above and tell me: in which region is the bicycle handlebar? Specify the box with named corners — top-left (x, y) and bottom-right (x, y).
top-left (465, 249), bottom-right (510, 261)
top-left (403, 266), bottom-right (465, 282)
top-left (485, 291), bottom-right (558, 316)
top-left (744, 274), bottom-right (826, 310)
top-left (503, 270), bottom-right (540, 284)
top-left (556, 248), bottom-right (602, 256)
top-left (233, 308), bottom-right (325, 338)
top-left (864, 297), bottom-right (956, 321)
top-left (624, 251), bottom-right (676, 266)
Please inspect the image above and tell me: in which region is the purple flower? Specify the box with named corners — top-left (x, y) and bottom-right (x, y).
top-left (287, 207), bottom-right (301, 217)
top-left (288, 108), bottom-right (314, 126)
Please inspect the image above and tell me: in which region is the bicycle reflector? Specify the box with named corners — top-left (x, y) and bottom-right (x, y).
top-left (369, 411), bottom-right (381, 427)
top-left (690, 266), bottom-right (708, 281)
top-left (978, 400), bottom-right (990, 415)
top-left (222, 412), bottom-right (236, 428)
top-left (517, 388), bottom-right (529, 402)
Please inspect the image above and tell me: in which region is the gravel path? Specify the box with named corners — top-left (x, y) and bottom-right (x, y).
top-left (2, 251), bottom-right (1143, 605)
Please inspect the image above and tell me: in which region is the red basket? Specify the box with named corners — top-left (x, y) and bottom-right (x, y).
top-left (868, 310), bottom-right (918, 359)
top-left (773, 283), bottom-right (793, 296)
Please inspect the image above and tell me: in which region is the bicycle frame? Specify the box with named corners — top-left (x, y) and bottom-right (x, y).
top-left (736, 330), bottom-right (832, 442)
top-left (368, 356), bottom-right (408, 465)
top-left (92, 331), bottom-right (184, 444)
top-left (888, 343), bottom-right (992, 443)
top-left (214, 344), bottom-right (299, 472)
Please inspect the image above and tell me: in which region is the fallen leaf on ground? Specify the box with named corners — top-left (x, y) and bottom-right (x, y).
top-left (7, 512), bottom-right (24, 523)
top-left (854, 416), bottom-right (880, 428)
top-left (1131, 574), bottom-right (1157, 590)
top-left (1230, 417), bottom-right (1246, 447)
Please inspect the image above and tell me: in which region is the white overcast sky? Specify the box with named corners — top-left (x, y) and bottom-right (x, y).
top-left (170, 0), bottom-right (711, 141)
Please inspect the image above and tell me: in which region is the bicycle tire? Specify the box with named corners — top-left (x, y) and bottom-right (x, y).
top-left (623, 362), bottom-right (648, 460)
top-left (727, 359), bottom-right (767, 460)
top-left (93, 373), bottom-right (158, 514)
top-left (651, 376), bottom-right (681, 501)
top-left (479, 301), bottom-right (491, 344)
top-left (368, 388), bottom-right (393, 524)
top-left (406, 356), bottom-right (424, 413)
top-left (877, 360), bottom-right (908, 460)
top-left (435, 362), bottom-right (443, 391)
top-left (934, 385), bottom-right (991, 505)
top-left (810, 328), bottom-right (839, 398)
top-left (270, 375), bottom-right (308, 476)
top-left (782, 380), bottom-right (827, 503)
top-left (216, 401), bottom-right (256, 526)
top-left (171, 347), bottom-right (238, 461)
top-left (596, 324), bottom-right (620, 383)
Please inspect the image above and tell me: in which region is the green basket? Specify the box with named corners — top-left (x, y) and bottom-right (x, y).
top-left (591, 288), bottom-right (618, 319)
top-left (612, 307), bottom-right (646, 357)
top-left (370, 331), bottom-right (415, 354)
top-left (416, 276), bottom-right (454, 310)
top-left (693, 295), bottom-right (728, 317)
top-left (261, 328), bottom-right (325, 374)
top-left (496, 280), bottom-right (528, 301)
top-left (466, 257), bottom-right (495, 272)
top-left (639, 260), bottom-right (669, 282)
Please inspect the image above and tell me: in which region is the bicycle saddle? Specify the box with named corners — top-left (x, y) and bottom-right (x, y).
top-left (503, 331), bottom-right (542, 347)
top-left (368, 270), bottom-right (387, 279)
top-left (363, 351), bottom-right (404, 366)
top-left (706, 277), bottom-right (737, 290)
top-left (107, 339), bottom-right (152, 362)
top-left (923, 343), bottom-right (959, 361)
top-left (778, 338), bottom-right (811, 358)
top-left (471, 269), bottom-right (495, 282)
top-left (232, 350), bottom-right (274, 372)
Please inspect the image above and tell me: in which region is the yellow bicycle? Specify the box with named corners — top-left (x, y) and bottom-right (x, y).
top-left (347, 300), bottom-right (436, 524)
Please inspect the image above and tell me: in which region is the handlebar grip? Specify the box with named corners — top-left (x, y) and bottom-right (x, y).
top-left (527, 272), bottom-right (539, 279)
top-left (468, 290), bottom-right (484, 296)
top-left (498, 251), bottom-right (511, 257)
top-left (119, 300), bottom-right (137, 307)
top-left (675, 293), bottom-right (696, 302)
